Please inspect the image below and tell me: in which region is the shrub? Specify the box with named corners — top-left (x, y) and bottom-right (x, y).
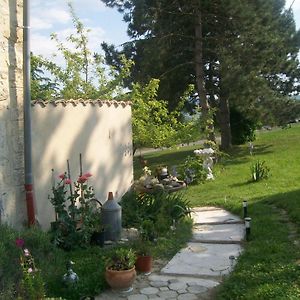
top-left (178, 155), bottom-right (207, 184)
top-left (230, 107), bottom-right (257, 145)
top-left (251, 160), bottom-right (270, 182)
top-left (120, 190), bottom-right (192, 236)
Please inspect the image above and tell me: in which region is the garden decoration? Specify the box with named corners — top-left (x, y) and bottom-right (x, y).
top-left (102, 192), bottom-right (122, 241)
top-left (134, 166), bottom-right (186, 193)
top-left (63, 261), bottom-right (79, 286)
top-left (194, 147), bottom-right (215, 180)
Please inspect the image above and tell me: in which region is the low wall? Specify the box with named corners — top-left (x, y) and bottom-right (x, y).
top-left (31, 100), bottom-right (133, 229)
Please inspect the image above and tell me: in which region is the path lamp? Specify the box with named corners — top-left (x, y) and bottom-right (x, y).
top-left (243, 200), bottom-right (248, 218)
top-left (229, 255), bottom-right (236, 270)
top-left (245, 217), bottom-right (252, 241)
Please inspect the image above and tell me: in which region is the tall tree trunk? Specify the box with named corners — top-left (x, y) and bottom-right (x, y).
top-left (194, 8), bottom-right (215, 142)
top-left (218, 80), bottom-right (232, 150)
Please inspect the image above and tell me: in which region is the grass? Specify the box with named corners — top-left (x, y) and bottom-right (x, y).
top-left (135, 124), bottom-right (300, 299)
top-left (0, 212), bottom-right (192, 299)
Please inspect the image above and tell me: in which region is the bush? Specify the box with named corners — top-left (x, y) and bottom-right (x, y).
top-left (230, 107), bottom-right (256, 145)
top-left (120, 189), bottom-right (192, 236)
top-left (251, 160), bottom-right (270, 182)
top-left (178, 155), bottom-right (207, 184)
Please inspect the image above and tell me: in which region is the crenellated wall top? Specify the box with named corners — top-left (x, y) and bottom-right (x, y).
top-left (31, 99), bottom-right (132, 108)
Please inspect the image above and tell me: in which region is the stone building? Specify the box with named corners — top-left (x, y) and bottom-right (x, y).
top-left (0, 0), bottom-right (26, 227)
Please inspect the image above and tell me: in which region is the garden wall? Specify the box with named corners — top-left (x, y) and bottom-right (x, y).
top-left (0, 0), bottom-right (26, 228)
top-left (31, 100), bottom-right (133, 229)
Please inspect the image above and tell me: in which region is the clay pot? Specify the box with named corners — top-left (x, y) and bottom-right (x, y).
top-left (105, 266), bottom-right (136, 291)
top-left (135, 255), bottom-right (153, 274)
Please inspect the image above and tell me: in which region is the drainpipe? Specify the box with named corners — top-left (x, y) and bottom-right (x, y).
top-left (23, 0), bottom-right (35, 226)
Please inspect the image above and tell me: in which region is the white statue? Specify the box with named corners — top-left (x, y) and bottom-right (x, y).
top-left (194, 148), bottom-right (215, 180)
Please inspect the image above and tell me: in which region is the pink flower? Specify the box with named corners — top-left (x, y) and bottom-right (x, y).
top-left (58, 173), bottom-right (66, 179)
top-left (28, 268), bottom-right (33, 273)
top-left (77, 176), bottom-right (87, 183)
top-left (82, 172), bottom-right (92, 178)
top-left (24, 248), bottom-right (30, 256)
top-left (15, 238), bottom-right (24, 248)
top-left (64, 179), bottom-right (72, 185)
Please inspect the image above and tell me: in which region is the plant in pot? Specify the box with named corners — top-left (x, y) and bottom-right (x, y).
top-left (134, 240), bottom-right (153, 275)
top-left (134, 219), bottom-right (156, 274)
top-left (89, 210), bottom-right (106, 247)
top-left (105, 248), bottom-right (137, 292)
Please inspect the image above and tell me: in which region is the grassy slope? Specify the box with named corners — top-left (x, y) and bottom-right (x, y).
top-left (136, 124), bottom-right (300, 299)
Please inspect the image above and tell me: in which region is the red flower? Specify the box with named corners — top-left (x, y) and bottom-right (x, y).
top-left (15, 238), bottom-right (25, 248)
top-left (64, 179), bottom-right (72, 185)
top-left (58, 173), bottom-right (66, 179)
top-left (82, 172), bottom-right (92, 178)
top-left (78, 176), bottom-right (87, 183)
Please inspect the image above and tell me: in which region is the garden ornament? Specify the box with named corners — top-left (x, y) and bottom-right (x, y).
top-left (63, 260), bottom-right (79, 285)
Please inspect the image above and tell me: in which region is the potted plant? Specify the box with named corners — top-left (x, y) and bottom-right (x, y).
top-left (89, 210), bottom-right (106, 247)
top-left (134, 219), bottom-right (156, 274)
top-left (105, 248), bottom-right (136, 292)
top-left (134, 240), bottom-right (153, 274)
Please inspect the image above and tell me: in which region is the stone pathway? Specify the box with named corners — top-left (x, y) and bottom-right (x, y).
top-left (95, 207), bottom-right (244, 300)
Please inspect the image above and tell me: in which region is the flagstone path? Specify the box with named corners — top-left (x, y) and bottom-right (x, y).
top-left (96, 207), bottom-right (244, 300)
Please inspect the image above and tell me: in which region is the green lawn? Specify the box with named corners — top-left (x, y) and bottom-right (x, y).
top-left (135, 124), bottom-right (300, 299)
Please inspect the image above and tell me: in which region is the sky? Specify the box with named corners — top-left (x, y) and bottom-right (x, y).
top-left (30, 0), bottom-right (300, 61)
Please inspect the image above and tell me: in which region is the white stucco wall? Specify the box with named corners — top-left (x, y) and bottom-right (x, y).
top-left (0, 0), bottom-right (26, 227)
top-left (31, 100), bottom-right (133, 229)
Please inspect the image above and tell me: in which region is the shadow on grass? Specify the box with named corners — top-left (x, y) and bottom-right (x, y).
top-left (221, 143), bottom-right (274, 167)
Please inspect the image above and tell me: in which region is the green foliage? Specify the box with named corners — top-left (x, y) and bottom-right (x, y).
top-left (18, 247), bottom-right (46, 300)
top-left (230, 107), bottom-right (257, 145)
top-left (178, 155), bottom-right (207, 184)
top-left (131, 79), bottom-right (179, 151)
top-left (31, 3), bottom-right (132, 101)
top-left (105, 248), bottom-right (136, 271)
top-left (120, 189), bottom-right (192, 236)
top-left (49, 171), bottom-right (100, 250)
top-left (251, 160), bottom-right (270, 182)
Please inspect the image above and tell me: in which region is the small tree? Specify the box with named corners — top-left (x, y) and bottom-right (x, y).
top-left (131, 79), bottom-right (179, 154)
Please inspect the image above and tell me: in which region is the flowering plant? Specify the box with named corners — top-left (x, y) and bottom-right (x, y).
top-left (49, 169), bottom-right (100, 249)
top-left (15, 238), bottom-right (45, 299)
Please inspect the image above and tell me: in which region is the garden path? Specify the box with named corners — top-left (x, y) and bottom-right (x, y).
top-left (95, 207), bottom-right (244, 300)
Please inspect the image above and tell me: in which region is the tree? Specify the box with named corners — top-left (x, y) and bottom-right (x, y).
top-left (31, 2), bottom-right (132, 100)
top-left (30, 3), bottom-right (195, 153)
top-left (100, 0), bottom-right (300, 150)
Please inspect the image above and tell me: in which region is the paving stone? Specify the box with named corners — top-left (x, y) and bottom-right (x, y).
top-left (140, 287), bottom-right (159, 295)
top-left (193, 224), bottom-right (244, 242)
top-left (147, 297), bottom-right (161, 300)
top-left (168, 278), bottom-right (179, 283)
top-left (187, 285), bottom-right (208, 294)
top-left (159, 287), bottom-right (169, 291)
top-left (161, 242), bottom-right (242, 277)
top-left (192, 208), bottom-right (241, 224)
top-left (169, 282), bottom-right (187, 291)
top-left (127, 295), bottom-right (148, 300)
top-left (148, 274), bottom-right (219, 288)
top-left (150, 280), bottom-right (168, 288)
top-left (157, 290), bottom-right (178, 299)
top-left (178, 293), bottom-right (198, 300)
top-left (177, 289), bottom-right (187, 294)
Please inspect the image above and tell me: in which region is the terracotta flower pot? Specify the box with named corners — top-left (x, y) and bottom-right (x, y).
top-left (135, 255), bottom-right (153, 274)
top-left (105, 266), bottom-right (136, 291)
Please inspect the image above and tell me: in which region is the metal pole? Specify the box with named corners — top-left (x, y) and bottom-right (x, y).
top-left (23, 0), bottom-right (35, 226)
